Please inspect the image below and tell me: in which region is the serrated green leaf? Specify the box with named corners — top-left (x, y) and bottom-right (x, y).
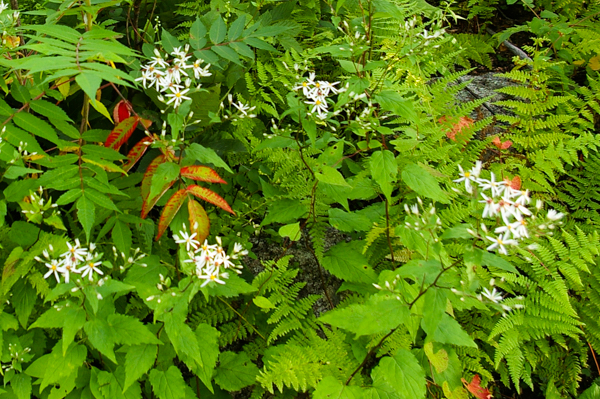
top-left (322, 241), bottom-right (377, 284)
top-left (228, 16), bottom-right (246, 41)
top-left (319, 297), bottom-right (409, 337)
top-left (124, 344), bottom-right (158, 392)
top-left (229, 41), bottom-right (254, 59)
top-left (62, 307), bottom-right (86, 355)
top-left (262, 198), bottom-right (308, 225)
top-left (107, 314), bottom-right (161, 345)
top-left (12, 279), bottom-right (36, 328)
top-left (186, 143), bottom-right (233, 173)
top-left (76, 72), bottom-right (102, 102)
top-left (372, 350), bottom-right (426, 399)
top-left (401, 163), bottom-right (449, 203)
top-left (30, 99), bottom-right (72, 121)
top-left (84, 316), bottom-right (117, 363)
top-left (150, 162), bottom-right (180, 200)
top-left (313, 376), bottom-right (362, 399)
top-left (11, 373), bottom-right (32, 399)
top-left (212, 44), bottom-right (243, 65)
top-left (209, 16), bottom-right (227, 44)
top-left (375, 91), bottom-right (419, 124)
top-left (421, 288), bottom-right (447, 338)
top-left (195, 323), bottom-right (220, 390)
top-left (85, 188), bottom-right (120, 212)
top-left (4, 166), bottom-right (42, 180)
top-left (214, 351), bottom-right (259, 391)
top-left (278, 222), bottom-right (301, 241)
top-left (190, 18), bottom-right (207, 49)
top-left (161, 29), bottom-right (181, 54)
top-left (370, 150), bottom-right (397, 200)
top-left (149, 366), bottom-right (186, 399)
top-left (13, 112), bottom-right (60, 144)
top-left (77, 195), bottom-right (95, 242)
top-left (328, 208), bottom-right (372, 232)
top-left (112, 220), bottom-right (132, 255)
top-left (430, 314), bottom-right (477, 347)
top-left (244, 37), bottom-right (278, 52)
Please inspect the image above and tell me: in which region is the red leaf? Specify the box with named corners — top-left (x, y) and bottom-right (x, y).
top-left (504, 175), bottom-right (521, 190)
top-left (180, 165), bottom-right (227, 184)
top-left (123, 136), bottom-right (153, 173)
top-left (141, 155), bottom-right (165, 218)
top-left (461, 375), bottom-right (492, 399)
top-left (156, 189), bottom-right (187, 240)
top-left (188, 199), bottom-right (210, 243)
top-left (492, 136), bottom-right (512, 150)
top-left (440, 116), bottom-right (474, 141)
top-left (501, 140), bottom-right (512, 150)
top-left (186, 185), bottom-right (235, 215)
top-left (105, 116), bottom-right (139, 151)
top-left (113, 100), bottom-right (132, 124)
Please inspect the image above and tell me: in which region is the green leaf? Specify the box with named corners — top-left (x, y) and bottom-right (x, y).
top-left (190, 19), bottom-right (207, 49)
top-left (313, 376), bottom-right (363, 399)
top-left (370, 150), bottom-right (397, 200)
top-left (164, 312), bottom-right (202, 373)
top-left (302, 118), bottom-right (317, 144)
top-left (194, 323), bottom-right (220, 390)
top-left (401, 163), bottom-right (449, 203)
top-left (396, 259), bottom-right (442, 286)
top-left (262, 198), bottom-right (308, 225)
top-left (76, 72), bottom-right (102, 102)
top-left (319, 296), bottom-right (409, 337)
top-left (30, 306), bottom-right (65, 330)
top-left (253, 296), bottom-right (275, 309)
top-left (30, 99), bottom-right (71, 121)
top-left (243, 37), bottom-right (278, 52)
top-left (149, 366), bottom-right (187, 399)
top-left (56, 189), bottom-right (83, 205)
top-left (84, 316), bottom-right (117, 363)
top-left (161, 29), bottom-right (181, 54)
top-left (202, 273), bottom-right (257, 297)
top-left (214, 351), bottom-right (259, 391)
top-left (212, 45), bottom-right (243, 65)
top-left (124, 344), bottom-right (158, 392)
top-left (12, 279), bottom-right (36, 328)
top-left (13, 112), bottom-right (60, 144)
top-left (25, 341), bottom-right (87, 392)
top-left (228, 16), bottom-right (246, 41)
top-left (229, 42), bottom-right (254, 59)
top-left (150, 162), bottom-right (180, 200)
top-left (3, 166), bottom-right (42, 180)
top-left (429, 314), bottom-right (477, 348)
top-left (480, 249), bottom-right (518, 273)
top-left (421, 288), bottom-right (447, 337)
top-left (107, 314), bottom-right (161, 346)
top-left (186, 143), bottom-right (233, 173)
top-left (112, 220), bottom-right (132, 256)
top-left (322, 241), bottom-right (377, 284)
top-left (62, 307), bottom-right (87, 356)
top-left (11, 373), bottom-right (32, 399)
top-left (372, 349), bottom-right (426, 399)
top-left (328, 208), bottom-right (371, 232)
top-left (375, 91), bottom-right (419, 124)
top-left (209, 16), bottom-right (227, 44)
top-left (85, 188), bottom-right (120, 212)
top-left (278, 222), bottom-right (301, 241)
top-left (77, 195), bottom-right (95, 242)
top-left (316, 165), bottom-right (350, 187)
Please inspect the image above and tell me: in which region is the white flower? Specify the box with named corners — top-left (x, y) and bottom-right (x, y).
top-left (165, 87), bottom-right (191, 108)
top-left (454, 164), bottom-right (478, 193)
top-left (496, 197), bottom-right (515, 225)
top-left (486, 233), bottom-right (518, 255)
top-left (478, 172), bottom-right (506, 197)
top-left (58, 261), bottom-right (80, 284)
top-left (481, 287), bottom-right (504, 303)
top-left (44, 259), bottom-right (63, 283)
top-left (232, 101), bottom-right (256, 116)
top-left (510, 202), bottom-right (532, 220)
top-left (174, 228), bottom-right (200, 252)
top-left (494, 223), bottom-right (519, 239)
top-left (547, 209), bottom-right (565, 221)
top-left (200, 266), bottom-right (228, 287)
top-left (512, 216), bottom-right (529, 239)
top-left (61, 240), bottom-right (88, 264)
top-left (480, 193), bottom-right (499, 218)
top-left (513, 189), bottom-right (531, 205)
top-left (148, 48), bottom-right (169, 69)
top-left (0, 2), bottom-right (8, 13)
top-left (79, 259), bottom-right (103, 281)
top-left (305, 98), bottom-right (328, 118)
top-left (191, 59), bottom-right (212, 79)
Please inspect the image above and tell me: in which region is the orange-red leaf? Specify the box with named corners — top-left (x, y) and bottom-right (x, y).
top-left (492, 136), bottom-right (512, 150)
top-left (440, 116), bottom-right (474, 142)
top-left (461, 375), bottom-right (492, 399)
top-left (188, 199), bottom-right (210, 243)
top-left (141, 155), bottom-right (165, 218)
top-left (113, 99), bottom-right (132, 124)
top-left (105, 116), bottom-right (139, 151)
top-left (186, 185), bottom-right (235, 215)
top-left (180, 165), bottom-right (227, 184)
top-left (123, 136), bottom-right (153, 173)
top-left (156, 189), bottom-right (187, 240)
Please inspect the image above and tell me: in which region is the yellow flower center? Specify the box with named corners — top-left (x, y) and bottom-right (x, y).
top-left (315, 83), bottom-right (320, 88)
top-left (464, 172), bottom-right (470, 177)
top-left (210, 274), bottom-right (216, 280)
top-left (176, 93), bottom-right (181, 97)
top-left (316, 100), bottom-right (321, 105)
top-left (302, 82), bottom-right (307, 87)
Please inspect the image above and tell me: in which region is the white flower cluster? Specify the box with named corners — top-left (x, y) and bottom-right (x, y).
top-left (135, 45), bottom-right (212, 108)
top-left (35, 240), bottom-right (104, 283)
top-left (454, 161), bottom-right (565, 255)
top-left (173, 226), bottom-right (247, 287)
top-left (293, 72), bottom-right (343, 119)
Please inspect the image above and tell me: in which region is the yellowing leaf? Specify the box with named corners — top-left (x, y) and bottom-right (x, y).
top-left (188, 199), bottom-right (210, 243)
top-left (186, 185), bottom-right (235, 215)
top-left (157, 189), bottom-right (187, 240)
top-left (589, 55), bottom-right (600, 71)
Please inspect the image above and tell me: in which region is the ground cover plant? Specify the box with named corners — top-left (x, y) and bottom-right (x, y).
top-left (0, 0), bottom-right (599, 398)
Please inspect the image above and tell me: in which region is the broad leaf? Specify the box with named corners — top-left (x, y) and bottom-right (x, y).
top-left (372, 349), bottom-right (426, 399)
top-left (112, 219), bottom-right (132, 255)
top-left (319, 296), bottom-right (409, 337)
top-left (214, 351), bottom-right (259, 391)
top-left (209, 16), bottom-right (227, 44)
top-left (180, 165), bottom-right (226, 183)
top-left (105, 116), bottom-right (139, 151)
top-left (141, 155), bottom-right (166, 218)
top-left (124, 344), bottom-right (158, 392)
top-left (149, 366), bottom-right (186, 399)
top-left (77, 195), bottom-right (95, 242)
top-left (157, 189), bottom-right (187, 240)
top-left (84, 316), bottom-right (117, 363)
top-left (401, 163), bottom-right (449, 203)
top-left (322, 241), bottom-right (377, 284)
top-left (188, 199), bottom-right (210, 243)
top-left (370, 150), bottom-right (397, 200)
top-left (107, 314), bottom-right (162, 345)
top-left (186, 185), bottom-right (235, 215)
top-left (186, 143), bottom-right (233, 173)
